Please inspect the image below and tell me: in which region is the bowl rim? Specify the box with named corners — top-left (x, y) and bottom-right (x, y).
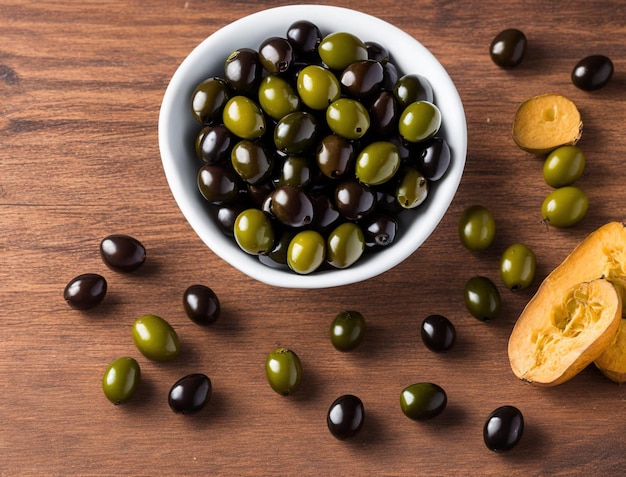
top-left (158, 4), bottom-right (467, 289)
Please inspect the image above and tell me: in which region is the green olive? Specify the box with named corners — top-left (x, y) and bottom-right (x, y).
top-left (318, 32), bottom-right (368, 70)
top-left (463, 276), bottom-right (501, 323)
top-left (541, 186), bottom-right (588, 228)
top-left (396, 167), bottom-right (429, 209)
top-left (296, 65), bottom-right (341, 110)
top-left (398, 101), bottom-right (441, 143)
top-left (543, 146), bottom-right (585, 187)
top-left (265, 347), bottom-right (302, 395)
top-left (231, 140), bottom-right (273, 185)
top-left (287, 230), bottom-right (326, 274)
top-left (233, 208), bottom-right (275, 255)
top-left (274, 111), bottom-right (318, 154)
top-left (500, 243), bottom-right (536, 291)
top-left (458, 205), bottom-right (496, 251)
top-left (222, 95), bottom-right (266, 139)
top-left (400, 382), bottom-right (447, 420)
top-left (355, 141), bottom-right (401, 186)
top-left (326, 98), bottom-right (370, 140)
top-left (258, 75), bottom-right (300, 121)
top-left (327, 222), bottom-right (365, 269)
top-left (330, 310), bottom-right (366, 352)
top-left (102, 357), bottom-right (141, 404)
top-left (132, 314), bottom-right (180, 362)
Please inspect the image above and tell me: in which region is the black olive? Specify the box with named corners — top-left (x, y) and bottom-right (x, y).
top-left (572, 55), bottom-right (614, 91)
top-left (484, 405), bottom-right (524, 452)
top-left (100, 234), bottom-right (146, 273)
top-left (327, 394), bottom-right (365, 439)
top-left (63, 273), bottom-right (107, 310)
top-left (490, 29), bottom-right (527, 67)
top-left (168, 373), bottom-right (212, 415)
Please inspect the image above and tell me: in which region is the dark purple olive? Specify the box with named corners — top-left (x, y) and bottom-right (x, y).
top-left (369, 91), bottom-right (399, 137)
top-left (340, 59), bottom-right (384, 98)
top-left (214, 202), bottom-right (247, 236)
top-left (490, 29), bottom-right (527, 67)
top-left (414, 137), bottom-right (451, 181)
top-left (334, 180), bottom-right (376, 221)
top-left (259, 37), bottom-right (294, 74)
top-left (268, 185), bottom-right (314, 227)
top-left (183, 285), bottom-right (221, 325)
top-left (484, 405), bottom-right (524, 452)
top-left (571, 55), bottom-right (614, 91)
top-left (363, 213), bottom-right (398, 249)
top-left (310, 193), bottom-right (341, 233)
top-left (190, 77), bottom-right (230, 124)
top-left (365, 41), bottom-right (390, 64)
top-left (63, 273), bottom-right (107, 310)
top-left (168, 373), bottom-right (212, 415)
top-left (224, 48), bottom-right (262, 95)
top-left (327, 394), bottom-right (365, 440)
top-left (197, 164), bottom-right (240, 204)
top-left (316, 134), bottom-right (356, 179)
top-left (393, 74), bottom-right (434, 107)
top-left (100, 234), bottom-right (146, 273)
top-left (286, 20), bottom-right (322, 56)
top-left (421, 314), bottom-right (456, 352)
top-left (197, 124), bottom-right (235, 164)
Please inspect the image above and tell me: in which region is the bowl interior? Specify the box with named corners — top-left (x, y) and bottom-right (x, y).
top-left (158, 5), bottom-right (467, 288)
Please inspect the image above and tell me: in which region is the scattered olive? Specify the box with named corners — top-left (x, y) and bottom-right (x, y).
top-left (400, 382), bottom-right (447, 420)
top-left (100, 234), bottom-right (146, 273)
top-left (63, 273), bottom-right (107, 310)
top-left (421, 314), bottom-right (456, 353)
top-left (330, 310), bottom-right (366, 352)
top-left (463, 276), bottom-right (501, 322)
top-left (541, 186), bottom-right (588, 228)
top-left (483, 405), bottom-right (524, 452)
top-left (131, 314), bottom-right (180, 362)
top-left (183, 284), bottom-right (221, 325)
top-left (489, 28), bottom-right (527, 67)
top-left (458, 205), bottom-right (496, 251)
top-left (168, 373), bottom-right (212, 415)
top-left (572, 54), bottom-right (614, 91)
top-left (500, 243), bottom-right (536, 291)
top-left (543, 145), bottom-right (585, 188)
top-left (265, 347), bottom-right (303, 396)
top-left (327, 394), bottom-right (365, 440)
top-left (102, 357), bottom-right (140, 405)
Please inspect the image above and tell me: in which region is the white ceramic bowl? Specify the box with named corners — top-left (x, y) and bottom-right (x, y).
top-left (159, 4), bottom-right (466, 289)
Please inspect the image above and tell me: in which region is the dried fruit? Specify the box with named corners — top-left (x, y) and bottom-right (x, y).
top-left (594, 319), bottom-right (626, 383)
top-left (512, 93), bottom-right (582, 155)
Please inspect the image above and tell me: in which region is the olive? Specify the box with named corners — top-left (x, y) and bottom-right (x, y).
top-left (99, 234), bottom-right (146, 273)
top-left (197, 164), bottom-right (240, 205)
top-left (355, 141), bottom-right (401, 186)
top-left (327, 222), bottom-right (365, 269)
top-left (463, 276), bottom-right (501, 322)
top-left (327, 394), bottom-right (365, 440)
top-left (214, 202), bottom-right (247, 236)
top-left (197, 124), bottom-right (236, 164)
top-left (310, 193), bottom-right (341, 233)
top-left (233, 208), bottom-right (275, 255)
top-left (132, 314), bottom-right (180, 362)
top-left (183, 284), bottom-right (220, 325)
top-left (400, 382), bottom-right (447, 420)
top-left (318, 31), bottom-right (368, 70)
top-left (421, 314), bottom-right (456, 353)
top-left (274, 111), bottom-right (318, 154)
top-left (365, 41), bottom-right (390, 64)
top-left (363, 213), bottom-right (398, 249)
top-left (381, 60), bottom-right (399, 91)
top-left (489, 29), bottom-right (527, 67)
top-left (484, 406), bottom-right (524, 452)
top-left (330, 310), bottom-right (366, 352)
top-left (396, 167), bottom-right (428, 209)
top-left (230, 140), bottom-right (273, 185)
top-left (248, 180), bottom-right (275, 207)
top-left (274, 156), bottom-right (312, 188)
top-left (414, 137), bottom-right (451, 181)
top-left (541, 186), bottom-right (588, 228)
top-left (191, 77), bottom-right (230, 124)
top-left (326, 98), bottom-right (370, 140)
top-left (393, 74), bottom-right (434, 107)
top-left (368, 90), bottom-right (399, 136)
top-left (258, 75), bottom-right (300, 121)
top-left (258, 37), bottom-right (294, 74)
top-left (286, 20), bottom-right (322, 55)
top-left (458, 205), bottom-right (496, 251)
top-left (259, 229), bottom-right (294, 269)
top-left (63, 273), bottom-right (107, 310)
top-left (265, 347), bottom-right (303, 395)
top-left (399, 101), bottom-right (441, 143)
top-left (287, 230), bottom-right (326, 274)
top-left (224, 48), bottom-right (262, 95)
top-left (334, 180), bottom-right (377, 220)
top-left (500, 243), bottom-right (536, 291)
top-left (316, 134), bottom-right (356, 179)
top-left (340, 59), bottom-right (384, 98)
top-left (102, 357), bottom-right (140, 405)
top-left (168, 373), bottom-right (212, 415)
top-left (268, 185), bottom-right (314, 228)
top-left (296, 65), bottom-right (341, 110)
top-left (543, 145), bottom-right (585, 187)
top-left (222, 96), bottom-right (266, 139)
top-left (572, 54), bottom-right (614, 91)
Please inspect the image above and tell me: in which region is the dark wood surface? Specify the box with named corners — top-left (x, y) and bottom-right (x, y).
top-left (2, 1), bottom-right (625, 475)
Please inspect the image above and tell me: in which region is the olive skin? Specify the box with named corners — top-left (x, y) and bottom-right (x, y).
top-left (458, 205), bottom-right (496, 251)
top-left (330, 310), bottom-right (366, 352)
top-left (327, 395), bottom-right (365, 440)
top-left (265, 347), bottom-right (303, 396)
top-left (132, 314), bottom-right (180, 362)
top-left (234, 208), bottom-right (275, 255)
top-left (484, 406), bottom-right (524, 452)
top-left (287, 230), bottom-right (326, 274)
top-left (327, 222), bottom-right (365, 269)
top-left (168, 373), bottom-right (212, 415)
top-left (102, 357), bottom-right (140, 405)
top-left (183, 284), bottom-right (221, 325)
top-left (500, 243), bottom-right (536, 291)
top-left (463, 276), bottom-right (501, 322)
top-left (421, 314), bottom-right (456, 353)
top-left (572, 55), bottom-right (614, 91)
top-left (400, 382), bottom-right (447, 420)
top-left (489, 29), bottom-right (527, 67)
top-left (100, 234), bottom-right (146, 273)
top-left (541, 186), bottom-right (588, 228)
top-left (64, 273), bottom-right (107, 310)
top-left (543, 146), bottom-right (585, 188)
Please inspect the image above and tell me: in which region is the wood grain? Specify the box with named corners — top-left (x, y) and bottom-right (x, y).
top-left (1, 0), bottom-right (625, 475)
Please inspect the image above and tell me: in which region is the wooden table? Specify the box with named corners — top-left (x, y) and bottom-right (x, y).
top-left (2, 1), bottom-right (625, 475)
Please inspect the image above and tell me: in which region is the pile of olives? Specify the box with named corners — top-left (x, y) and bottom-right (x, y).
top-left (190, 20), bottom-right (453, 274)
